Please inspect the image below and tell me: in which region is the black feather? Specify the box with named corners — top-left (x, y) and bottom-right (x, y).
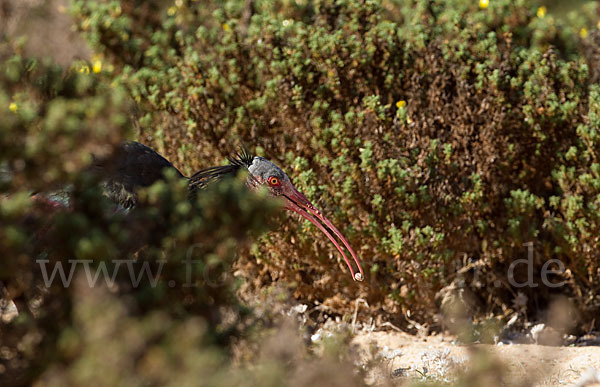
top-left (189, 146), bottom-right (255, 190)
top-left (93, 141), bottom-right (184, 208)
top-left (227, 144), bottom-right (254, 168)
top-left (94, 142), bottom-right (254, 207)
top-left (188, 164), bottom-right (241, 190)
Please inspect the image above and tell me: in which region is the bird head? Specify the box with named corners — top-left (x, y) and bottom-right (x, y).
top-left (246, 156), bottom-right (364, 282)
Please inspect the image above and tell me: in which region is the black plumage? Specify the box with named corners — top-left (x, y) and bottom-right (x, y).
top-left (94, 141), bottom-right (254, 208)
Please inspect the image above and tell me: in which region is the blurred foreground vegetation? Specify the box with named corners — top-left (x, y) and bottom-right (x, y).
top-left (1, 0), bottom-right (600, 385)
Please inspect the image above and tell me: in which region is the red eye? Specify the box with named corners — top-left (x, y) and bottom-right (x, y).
top-left (268, 176), bottom-right (280, 186)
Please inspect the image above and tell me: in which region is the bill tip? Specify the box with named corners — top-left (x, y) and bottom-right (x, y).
top-left (354, 273), bottom-right (363, 281)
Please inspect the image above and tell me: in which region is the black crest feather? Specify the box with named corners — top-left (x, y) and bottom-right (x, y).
top-left (227, 144), bottom-right (254, 168)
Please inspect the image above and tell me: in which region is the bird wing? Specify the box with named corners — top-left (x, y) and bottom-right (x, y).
top-left (93, 141), bottom-right (185, 208)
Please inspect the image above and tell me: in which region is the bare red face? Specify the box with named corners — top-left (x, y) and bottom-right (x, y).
top-left (248, 156), bottom-right (365, 281)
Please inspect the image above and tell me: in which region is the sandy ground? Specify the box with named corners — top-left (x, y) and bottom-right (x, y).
top-left (351, 331), bottom-right (600, 386)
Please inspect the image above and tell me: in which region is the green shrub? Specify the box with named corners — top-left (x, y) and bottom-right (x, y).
top-left (62, 0), bottom-right (600, 326)
top-left (3, 0), bottom-right (600, 347)
top-left (3, 0), bottom-right (600, 384)
top-left (0, 51), bottom-right (284, 384)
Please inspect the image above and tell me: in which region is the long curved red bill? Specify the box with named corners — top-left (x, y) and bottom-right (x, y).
top-left (283, 188), bottom-right (364, 281)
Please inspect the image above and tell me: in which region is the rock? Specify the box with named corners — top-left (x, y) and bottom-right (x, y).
top-left (530, 323), bottom-right (562, 346)
top-left (574, 368), bottom-right (600, 387)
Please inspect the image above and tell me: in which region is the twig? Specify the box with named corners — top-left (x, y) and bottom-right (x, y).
top-left (380, 321), bottom-right (403, 332)
top-left (352, 298), bottom-right (369, 333)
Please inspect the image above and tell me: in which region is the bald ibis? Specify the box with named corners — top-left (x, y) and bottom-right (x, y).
top-left (97, 142), bottom-right (364, 281)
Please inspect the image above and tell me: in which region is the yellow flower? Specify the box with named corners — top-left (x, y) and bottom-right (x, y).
top-left (79, 65), bottom-right (90, 74)
top-left (222, 23), bottom-right (230, 32)
top-left (580, 27), bottom-right (588, 39)
top-left (92, 60), bottom-right (102, 73)
top-left (9, 102), bottom-right (18, 113)
top-left (167, 6), bottom-right (176, 16)
top-left (536, 6), bottom-right (546, 18)
top-left (479, 0), bottom-right (489, 10)
top-left (396, 100), bottom-right (406, 109)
